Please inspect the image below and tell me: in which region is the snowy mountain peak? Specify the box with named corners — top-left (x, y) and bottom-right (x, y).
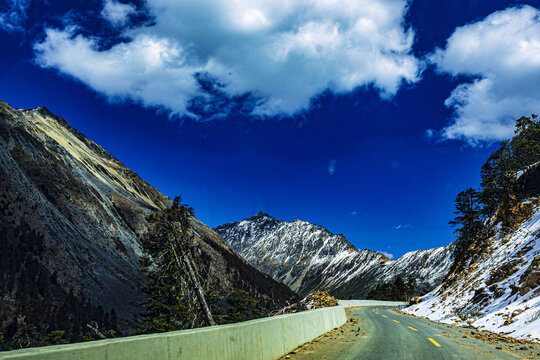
top-left (251, 210), bottom-right (273, 219)
top-left (215, 213), bottom-right (454, 298)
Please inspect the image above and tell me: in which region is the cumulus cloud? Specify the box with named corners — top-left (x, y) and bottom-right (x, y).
top-left (379, 251), bottom-right (394, 259)
top-left (0, 0), bottom-right (30, 33)
top-left (34, 0), bottom-right (420, 118)
top-left (431, 6), bottom-right (540, 143)
top-left (327, 159), bottom-right (336, 175)
top-left (101, 0), bottom-right (137, 27)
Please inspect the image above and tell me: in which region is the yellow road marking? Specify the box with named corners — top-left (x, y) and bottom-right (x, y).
top-left (408, 326), bottom-right (418, 331)
top-left (392, 320), bottom-right (400, 323)
top-left (382, 315), bottom-right (387, 318)
top-left (428, 338), bottom-right (441, 347)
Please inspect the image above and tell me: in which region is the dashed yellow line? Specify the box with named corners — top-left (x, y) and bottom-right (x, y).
top-left (392, 320), bottom-right (400, 323)
top-left (408, 326), bottom-right (418, 331)
top-left (428, 338), bottom-right (441, 347)
top-left (381, 315), bottom-right (387, 318)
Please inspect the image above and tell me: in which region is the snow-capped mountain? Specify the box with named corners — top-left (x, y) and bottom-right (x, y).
top-left (405, 165), bottom-right (540, 341)
top-left (215, 212), bottom-right (455, 298)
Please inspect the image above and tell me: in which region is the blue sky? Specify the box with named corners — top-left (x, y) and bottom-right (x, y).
top-left (1, 0), bottom-right (539, 258)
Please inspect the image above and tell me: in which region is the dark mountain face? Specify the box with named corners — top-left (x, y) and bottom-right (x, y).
top-left (215, 212), bottom-right (455, 298)
top-left (0, 100), bottom-right (294, 345)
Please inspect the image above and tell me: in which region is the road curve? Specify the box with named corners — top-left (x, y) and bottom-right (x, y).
top-left (280, 306), bottom-right (536, 360)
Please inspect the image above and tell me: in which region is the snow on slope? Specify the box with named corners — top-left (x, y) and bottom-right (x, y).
top-left (215, 212), bottom-right (455, 298)
top-left (405, 202), bottom-right (540, 341)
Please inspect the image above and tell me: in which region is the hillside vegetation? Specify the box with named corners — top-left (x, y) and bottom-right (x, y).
top-left (406, 115), bottom-right (540, 341)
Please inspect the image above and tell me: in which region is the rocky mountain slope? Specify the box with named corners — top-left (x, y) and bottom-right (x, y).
top-left (405, 165), bottom-right (540, 341)
top-left (0, 100), bottom-right (294, 344)
top-left (215, 212), bottom-right (455, 298)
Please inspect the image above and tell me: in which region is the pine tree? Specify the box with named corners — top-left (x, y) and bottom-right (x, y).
top-left (478, 115), bottom-right (540, 225)
top-left (138, 197), bottom-right (215, 334)
top-left (511, 114), bottom-right (540, 169)
top-left (479, 142), bottom-right (513, 218)
top-left (449, 188), bottom-right (483, 247)
top-left (392, 276), bottom-right (406, 300)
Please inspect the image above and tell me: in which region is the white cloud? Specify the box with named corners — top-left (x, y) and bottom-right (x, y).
top-left (101, 0), bottom-right (137, 27)
top-left (34, 0), bottom-right (420, 118)
top-left (425, 128), bottom-right (435, 138)
top-left (395, 224), bottom-right (412, 230)
top-left (327, 159), bottom-right (336, 175)
top-left (431, 6), bottom-right (540, 143)
top-left (35, 28), bottom-right (200, 115)
top-left (379, 251), bottom-right (394, 259)
top-left (0, 0), bottom-right (30, 33)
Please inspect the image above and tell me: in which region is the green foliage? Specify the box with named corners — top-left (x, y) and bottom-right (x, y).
top-left (367, 275), bottom-right (418, 301)
top-left (445, 114), bottom-right (540, 284)
top-left (209, 290), bottom-right (267, 324)
top-left (138, 196), bottom-right (213, 334)
top-left (0, 216), bottom-right (119, 350)
top-left (513, 114), bottom-right (540, 168)
top-left (478, 114), bottom-right (540, 223)
top-left (12, 323), bottom-right (39, 349)
top-left (479, 141), bottom-right (514, 217)
top-left (449, 188), bottom-right (486, 251)
top-left (41, 330), bottom-right (69, 346)
top-left (82, 333), bottom-right (95, 342)
top-left (454, 114), bottom-right (540, 235)
top-left (449, 189), bottom-right (483, 237)
top-left (102, 330), bottom-right (117, 338)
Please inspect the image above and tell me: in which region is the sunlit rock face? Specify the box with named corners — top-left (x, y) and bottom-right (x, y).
top-left (215, 212), bottom-right (455, 298)
top-left (0, 100), bottom-right (294, 332)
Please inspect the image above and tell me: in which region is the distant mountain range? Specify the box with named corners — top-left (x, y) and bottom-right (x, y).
top-left (215, 212), bottom-right (455, 298)
top-left (0, 100), bottom-right (294, 344)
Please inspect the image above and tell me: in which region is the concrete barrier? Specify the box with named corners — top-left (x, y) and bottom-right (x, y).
top-left (0, 306), bottom-right (346, 360)
top-left (0, 300), bottom-right (407, 360)
top-left (338, 300), bottom-right (407, 308)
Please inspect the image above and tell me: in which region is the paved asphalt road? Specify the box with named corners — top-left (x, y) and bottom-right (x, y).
top-left (280, 306), bottom-right (540, 360)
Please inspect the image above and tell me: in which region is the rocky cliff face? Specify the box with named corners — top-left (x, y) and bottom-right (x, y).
top-left (0, 100), bottom-right (294, 341)
top-left (215, 212), bottom-right (455, 298)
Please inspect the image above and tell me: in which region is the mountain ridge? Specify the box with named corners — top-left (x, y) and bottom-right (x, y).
top-left (0, 100), bottom-right (295, 345)
top-left (215, 212), bottom-right (454, 298)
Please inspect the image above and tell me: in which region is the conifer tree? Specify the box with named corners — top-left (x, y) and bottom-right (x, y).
top-left (511, 114), bottom-right (540, 169)
top-left (138, 197), bottom-right (216, 334)
top-left (479, 141), bottom-right (513, 218)
top-left (478, 114), bottom-right (540, 223)
top-left (449, 188), bottom-right (483, 246)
